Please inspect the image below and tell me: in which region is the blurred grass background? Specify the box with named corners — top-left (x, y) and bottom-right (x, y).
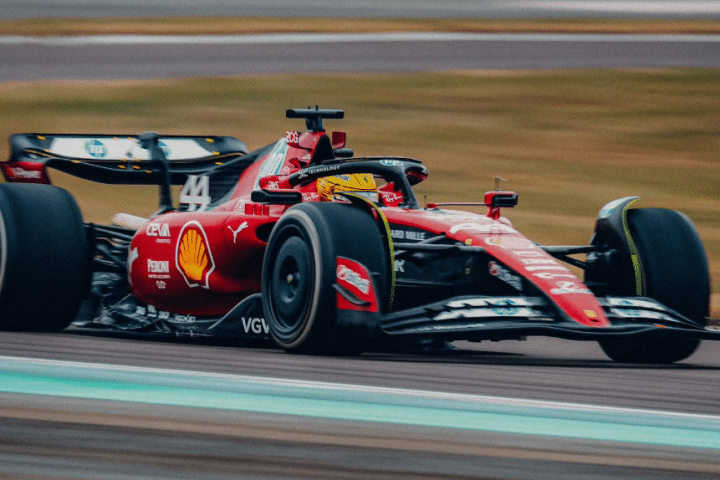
top-left (0, 56), bottom-right (717, 312)
top-left (2, 17), bottom-right (720, 35)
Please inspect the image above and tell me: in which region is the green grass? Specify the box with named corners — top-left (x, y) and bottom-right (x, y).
top-left (1, 70), bottom-right (718, 309)
top-left (2, 17), bottom-right (720, 36)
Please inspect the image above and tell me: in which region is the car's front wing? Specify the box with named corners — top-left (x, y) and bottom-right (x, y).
top-left (379, 295), bottom-right (719, 342)
top-left (73, 288), bottom-right (719, 346)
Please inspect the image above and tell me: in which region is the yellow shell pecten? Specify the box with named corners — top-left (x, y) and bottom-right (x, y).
top-left (178, 229), bottom-right (208, 282)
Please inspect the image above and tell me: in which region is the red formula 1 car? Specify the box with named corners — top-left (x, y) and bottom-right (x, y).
top-left (0, 107), bottom-right (715, 363)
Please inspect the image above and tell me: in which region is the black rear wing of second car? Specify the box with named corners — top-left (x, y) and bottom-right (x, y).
top-left (1, 133), bottom-right (250, 185)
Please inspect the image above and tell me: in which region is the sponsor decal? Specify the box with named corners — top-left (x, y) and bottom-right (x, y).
top-left (48, 136), bottom-right (208, 161)
top-left (8, 167), bottom-right (42, 179)
top-left (496, 246), bottom-right (577, 280)
top-left (228, 221), bottom-right (249, 243)
top-left (179, 175), bottom-right (211, 212)
top-left (585, 309), bottom-right (598, 318)
top-left (550, 281), bottom-right (592, 295)
top-left (173, 314), bottom-right (196, 323)
top-left (156, 280), bottom-right (167, 289)
top-left (521, 258), bottom-right (558, 266)
top-left (498, 243), bottom-right (577, 280)
top-left (302, 192), bottom-right (320, 202)
top-left (411, 322), bottom-right (486, 333)
top-left (135, 305), bottom-right (165, 319)
top-left (465, 239), bottom-right (473, 245)
top-left (524, 265), bottom-right (569, 272)
top-left (488, 261), bottom-right (523, 291)
top-left (450, 222), bottom-right (518, 235)
top-left (147, 259), bottom-right (169, 273)
top-left (380, 192), bottom-right (402, 204)
top-left (380, 159), bottom-right (403, 166)
top-left (337, 264), bottom-right (370, 295)
top-left (286, 131), bottom-right (299, 144)
top-left (512, 249), bottom-right (544, 257)
top-left (610, 309), bottom-right (670, 321)
top-left (241, 317), bottom-right (269, 335)
top-left (146, 222), bottom-right (170, 237)
top-left (147, 259), bottom-right (171, 280)
top-left (390, 229), bottom-right (427, 241)
top-left (447, 297), bottom-right (533, 308)
top-left (485, 236), bottom-right (536, 250)
top-left (85, 139), bottom-right (108, 158)
top-left (176, 221), bottom-right (216, 289)
top-left (336, 257), bottom-right (378, 312)
top-left (146, 222), bottom-right (171, 243)
top-left (491, 307), bottom-right (520, 315)
top-left (435, 307), bottom-right (533, 321)
top-left (607, 298), bottom-right (659, 309)
top-left (506, 253), bottom-right (572, 274)
top-left (394, 259), bottom-right (405, 273)
top-left (532, 272), bottom-right (577, 279)
top-left (297, 164), bottom-right (340, 180)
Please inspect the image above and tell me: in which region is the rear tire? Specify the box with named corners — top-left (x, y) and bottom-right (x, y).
top-left (0, 184), bottom-right (90, 331)
top-left (261, 202), bottom-right (390, 354)
top-left (598, 208), bottom-right (709, 364)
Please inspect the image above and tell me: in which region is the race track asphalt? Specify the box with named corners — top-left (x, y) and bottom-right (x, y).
top-left (2, 33), bottom-right (720, 81)
top-left (1, 330), bottom-right (719, 479)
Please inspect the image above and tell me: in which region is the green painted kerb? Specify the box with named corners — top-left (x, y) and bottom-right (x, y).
top-left (1, 356), bottom-right (719, 450)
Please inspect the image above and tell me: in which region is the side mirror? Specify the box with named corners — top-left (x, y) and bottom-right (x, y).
top-left (484, 191), bottom-right (518, 208)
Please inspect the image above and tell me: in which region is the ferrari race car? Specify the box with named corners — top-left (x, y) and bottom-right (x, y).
top-left (0, 107), bottom-right (716, 363)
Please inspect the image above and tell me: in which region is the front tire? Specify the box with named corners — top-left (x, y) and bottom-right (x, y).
top-left (598, 208), bottom-right (710, 364)
top-left (0, 184), bottom-right (90, 331)
top-left (261, 202), bottom-right (391, 354)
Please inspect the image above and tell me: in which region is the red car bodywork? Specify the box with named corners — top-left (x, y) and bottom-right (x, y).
top-left (117, 121), bottom-right (605, 328)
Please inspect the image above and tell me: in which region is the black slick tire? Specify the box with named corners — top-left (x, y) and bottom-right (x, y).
top-left (598, 208), bottom-right (710, 364)
top-left (261, 202), bottom-right (390, 355)
top-left (0, 183), bottom-right (90, 331)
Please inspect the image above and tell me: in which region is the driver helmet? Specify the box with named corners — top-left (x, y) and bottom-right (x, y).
top-left (317, 173), bottom-right (377, 202)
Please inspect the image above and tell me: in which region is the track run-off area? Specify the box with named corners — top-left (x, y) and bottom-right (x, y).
top-left (1, 330), bottom-right (720, 479)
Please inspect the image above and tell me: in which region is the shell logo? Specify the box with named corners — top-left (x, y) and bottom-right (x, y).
top-left (176, 221), bottom-right (215, 289)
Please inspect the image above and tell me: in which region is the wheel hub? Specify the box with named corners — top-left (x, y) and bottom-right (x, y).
top-left (272, 236), bottom-right (312, 329)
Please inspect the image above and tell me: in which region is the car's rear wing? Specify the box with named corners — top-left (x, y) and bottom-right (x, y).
top-left (1, 133), bottom-right (249, 185)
